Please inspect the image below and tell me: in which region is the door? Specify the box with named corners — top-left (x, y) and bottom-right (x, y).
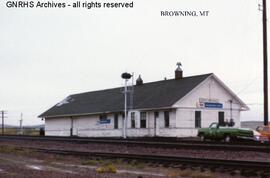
top-left (218, 112), bottom-right (225, 126)
top-left (114, 114), bottom-right (118, 129)
top-left (154, 112), bottom-right (159, 136)
top-left (195, 111), bottom-right (201, 128)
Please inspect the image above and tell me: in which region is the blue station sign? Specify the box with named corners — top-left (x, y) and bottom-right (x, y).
top-left (204, 102), bottom-right (223, 108)
top-left (99, 119), bottom-right (111, 124)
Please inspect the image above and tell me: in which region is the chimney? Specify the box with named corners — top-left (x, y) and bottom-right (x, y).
top-left (175, 62), bottom-right (183, 79)
top-left (136, 75), bottom-right (143, 85)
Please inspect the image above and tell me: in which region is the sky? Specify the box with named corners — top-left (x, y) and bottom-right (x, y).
top-left (0, 0), bottom-right (269, 126)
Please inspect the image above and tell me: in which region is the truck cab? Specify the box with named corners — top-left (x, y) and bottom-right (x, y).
top-left (204, 122), bottom-right (222, 140)
top-left (198, 122), bottom-right (254, 142)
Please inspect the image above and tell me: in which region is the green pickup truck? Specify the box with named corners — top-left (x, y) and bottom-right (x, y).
top-left (197, 122), bottom-right (254, 142)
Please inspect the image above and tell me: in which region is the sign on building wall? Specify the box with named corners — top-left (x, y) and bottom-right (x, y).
top-left (204, 102), bottom-right (223, 108)
top-left (197, 99), bottom-right (223, 109)
top-left (99, 118), bottom-right (111, 124)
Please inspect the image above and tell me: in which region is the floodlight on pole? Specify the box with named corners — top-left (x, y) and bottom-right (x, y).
top-left (121, 72), bottom-right (132, 139)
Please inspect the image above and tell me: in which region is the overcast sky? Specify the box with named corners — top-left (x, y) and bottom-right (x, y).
top-left (0, 0), bottom-right (269, 126)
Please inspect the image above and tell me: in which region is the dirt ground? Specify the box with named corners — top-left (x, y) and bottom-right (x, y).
top-left (0, 145), bottom-right (266, 178)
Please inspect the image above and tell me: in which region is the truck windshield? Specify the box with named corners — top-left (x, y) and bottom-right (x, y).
top-left (210, 123), bottom-right (218, 128)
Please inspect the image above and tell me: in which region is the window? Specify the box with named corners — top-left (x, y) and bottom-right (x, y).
top-left (257, 126), bottom-right (263, 132)
top-left (195, 111), bottom-right (201, 128)
top-left (154, 112), bottom-right (159, 118)
top-left (99, 114), bottom-right (107, 120)
top-left (218, 112), bottom-right (225, 126)
top-left (114, 114), bottom-right (118, 129)
top-left (210, 122), bottom-right (218, 129)
top-left (99, 114), bottom-right (110, 124)
top-left (131, 112), bottom-right (135, 128)
top-left (164, 111), bottom-right (170, 128)
top-left (140, 112), bottom-right (146, 128)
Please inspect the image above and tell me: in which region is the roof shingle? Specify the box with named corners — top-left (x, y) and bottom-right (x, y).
top-left (39, 73), bottom-right (212, 118)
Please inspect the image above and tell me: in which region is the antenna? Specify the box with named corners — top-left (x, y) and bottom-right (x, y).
top-left (177, 62), bottom-right (182, 67)
top-left (176, 62), bottom-right (183, 71)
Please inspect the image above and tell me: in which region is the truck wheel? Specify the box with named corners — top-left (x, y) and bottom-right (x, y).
top-left (199, 134), bottom-right (205, 142)
top-left (224, 135), bottom-right (231, 143)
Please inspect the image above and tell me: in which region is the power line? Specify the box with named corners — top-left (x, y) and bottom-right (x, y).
top-left (236, 76), bottom-right (260, 95)
top-left (246, 103), bottom-right (263, 106)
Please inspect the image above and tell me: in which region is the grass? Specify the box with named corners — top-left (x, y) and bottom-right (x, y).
top-left (0, 145), bottom-right (19, 154)
top-left (82, 159), bottom-right (119, 174)
top-left (96, 164), bottom-right (117, 173)
top-left (81, 158), bottom-right (217, 177)
top-left (82, 158), bottom-right (147, 170)
top-left (82, 159), bottom-right (100, 166)
top-left (167, 169), bottom-right (215, 178)
top-left (1, 128), bottom-right (40, 136)
top-left (0, 145), bottom-right (31, 155)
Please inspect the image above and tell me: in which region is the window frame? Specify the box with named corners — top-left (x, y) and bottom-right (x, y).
top-left (195, 111), bottom-right (201, 128)
top-left (131, 112), bottom-right (136, 128)
top-left (140, 112), bottom-right (147, 128)
top-left (164, 111), bottom-right (170, 128)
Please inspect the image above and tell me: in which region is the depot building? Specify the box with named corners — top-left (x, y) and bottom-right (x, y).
top-left (39, 65), bottom-right (249, 137)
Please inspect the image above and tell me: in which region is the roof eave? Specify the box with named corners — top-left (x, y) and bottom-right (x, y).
top-left (171, 73), bottom-right (249, 111)
top-left (39, 110), bottom-right (123, 119)
top-left (39, 106), bottom-right (177, 119)
top-left (171, 73), bottom-right (214, 107)
top-left (211, 74), bottom-right (250, 111)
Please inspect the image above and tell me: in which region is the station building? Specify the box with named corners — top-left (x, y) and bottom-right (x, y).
top-left (39, 65), bottom-right (249, 137)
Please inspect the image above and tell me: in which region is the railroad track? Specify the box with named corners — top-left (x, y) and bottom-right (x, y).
top-left (0, 135), bottom-right (269, 152)
top-left (1, 134), bottom-right (268, 145)
top-left (12, 146), bottom-right (270, 176)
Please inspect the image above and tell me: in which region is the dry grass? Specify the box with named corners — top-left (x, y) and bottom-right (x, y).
top-left (1, 128), bottom-right (40, 136)
top-left (82, 158), bottom-right (146, 170)
top-left (0, 145), bottom-right (31, 155)
top-left (96, 164), bottom-right (117, 173)
top-left (167, 169), bottom-right (215, 178)
top-left (82, 159), bottom-right (99, 166)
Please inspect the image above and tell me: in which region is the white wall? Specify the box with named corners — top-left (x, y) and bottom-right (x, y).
top-left (45, 117), bottom-right (72, 136)
top-left (46, 114), bottom-right (123, 137)
top-left (45, 110), bottom-right (179, 137)
top-left (173, 76), bottom-right (245, 136)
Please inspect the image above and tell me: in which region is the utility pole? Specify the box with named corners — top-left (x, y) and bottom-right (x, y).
top-left (20, 113), bottom-right (23, 135)
top-left (262, 0), bottom-right (268, 126)
top-left (1, 110), bottom-right (7, 134)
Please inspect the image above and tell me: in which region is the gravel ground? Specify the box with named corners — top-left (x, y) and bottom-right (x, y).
top-left (0, 152), bottom-right (162, 178)
top-left (0, 139), bottom-right (269, 162)
top-left (0, 147), bottom-right (259, 178)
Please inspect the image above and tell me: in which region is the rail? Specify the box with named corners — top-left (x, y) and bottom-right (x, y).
top-left (0, 135), bottom-right (269, 152)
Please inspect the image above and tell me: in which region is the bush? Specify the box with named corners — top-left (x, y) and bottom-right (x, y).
top-left (96, 164), bottom-right (117, 174)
